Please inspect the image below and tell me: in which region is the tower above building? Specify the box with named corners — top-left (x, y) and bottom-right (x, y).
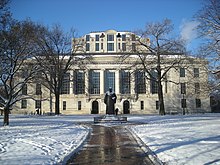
top-left (73, 29), bottom-right (150, 54)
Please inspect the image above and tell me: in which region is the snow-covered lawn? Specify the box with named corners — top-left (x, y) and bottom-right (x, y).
top-left (0, 115), bottom-right (94, 165)
top-left (128, 114), bottom-right (220, 165)
top-left (0, 114), bottom-right (220, 165)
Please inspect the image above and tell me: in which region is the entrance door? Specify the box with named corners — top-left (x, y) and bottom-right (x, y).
top-left (123, 100), bottom-right (130, 114)
top-left (91, 101), bottom-right (99, 114)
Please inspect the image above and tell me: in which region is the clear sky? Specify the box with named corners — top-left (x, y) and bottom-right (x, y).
top-left (10, 0), bottom-right (204, 51)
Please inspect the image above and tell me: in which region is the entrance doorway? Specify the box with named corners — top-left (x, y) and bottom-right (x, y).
top-left (123, 100), bottom-right (130, 114)
top-left (91, 101), bottom-right (99, 114)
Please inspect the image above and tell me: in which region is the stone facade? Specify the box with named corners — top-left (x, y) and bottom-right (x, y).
top-left (13, 30), bottom-right (211, 115)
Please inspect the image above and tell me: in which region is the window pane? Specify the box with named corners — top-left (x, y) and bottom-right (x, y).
top-left (74, 71), bottom-right (85, 94)
top-left (122, 43), bottom-right (126, 51)
top-left (107, 34), bottom-right (114, 41)
top-left (180, 68), bottom-right (185, 77)
top-left (104, 71), bottom-right (115, 92)
top-left (141, 101), bottom-right (144, 110)
top-left (78, 101), bottom-right (81, 110)
top-left (95, 43), bottom-right (99, 51)
top-left (89, 71), bottom-right (100, 94)
top-left (35, 100), bottom-right (41, 109)
top-left (122, 34), bottom-right (126, 41)
top-left (63, 101), bottom-right (66, 110)
top-left (86, 43), bottom-right (90, 51)
top-left (21, 99), bottom-right (27, 109)
top-left (180, 83), bottom-right (186, 94)
top-left (150, 69), bottom-right (158, 94)
top-left (107, 43), bottom-right (114, 51)
top-left (196, 99), bottom-right (201, 108)
top-left (95, 34), bottom-right (99, 41)
top-left (120, 70), bottom-right (130, 94)
top-left (181, 99), bottom-right (186, 108)
top-left (195, 83), bottom-right (200, 94)
top-left (36, 83), bottom-right (41, 95)
top-left (22, 84), bottom-right (27, 95)
top-left (132, 43), bottom-right (136, 52)
top-left (194, 68), bottom-right (199, 77)
top-left (61, 73), bottom-right (70, 94)
top-left (86, 35), bottom-right (90, 41)
top-left (135, 71), bottom-right (146, 94)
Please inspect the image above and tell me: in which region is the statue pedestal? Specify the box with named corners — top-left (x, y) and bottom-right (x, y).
top-left (94, 115), bottom-right (127, 123)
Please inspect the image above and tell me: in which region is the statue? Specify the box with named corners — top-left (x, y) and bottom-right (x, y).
top-left (104, 87), bottom-right (117, 115)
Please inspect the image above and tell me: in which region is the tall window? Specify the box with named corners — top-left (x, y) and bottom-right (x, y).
top-left (104, 70), bottom-right (115, 92)
top-left (181, 99), bottom-right (186, 108)
top-left (86, 43), bottom-right (90, 51)
top-left (107, 43), bottom-right (114, 51)
top-left (22, 84), bottom-right (27, 95)
top-left (35, 100), bottom-right (41, 109)
top-left (122, 34), bottom-right (126, 41)
top-left (156, 101), bottom-right (159, 110)
top-left (78, 101), bottom-right (81, 110)
top-left (21, 99), bottom-right (27, 109)
top-left (95, 43), bottom-right (99, 51)
top-left (107, 34), bottom-right (114, 41)
top-left (141, 101), bottom-right (144, 110)
top-left (180, 83), bottom-right (186, 94)
top-left (63, 101), bottom-right (66, 110)
top-left (89, 71), bottom-right (100, 94)
top-left (120, 70), bottom-right (130, 94)
top-left (74, 71), bottom-right (85, 94)
top-left (132, 43), bottom-right (136, 52)
top-left (150, 69), bottom-right (158, 94)
top-left (194, 68), bottom-right (199, 77)
top-left (135, 71), bottom-right (146, 94)
top-left (61, 73), bottom-right (70, 94)
top-left (180, 68), bottom-right (185, 77)
top-left (95, 34), bottom-right (99, 41)
top-left (36, 83), bottom-right (41, 95)
top-left (195, 83), bottom-right (200, 94)
top-left (122, 43), bottom-right (126, 51)
top-left (86, 35), bottom-right (90, 41)
top-left (131, 34), bottom-right (136, 41)
top-left (196, 99), bottom-right (201, 108)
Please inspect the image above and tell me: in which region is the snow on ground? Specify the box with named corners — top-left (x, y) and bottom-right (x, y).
top-left (0, 115), bottom-right (94, 165)
top-left (127, 114), bottom-right (220, 165)
top-left (0, 114), bottom-right (220, 165)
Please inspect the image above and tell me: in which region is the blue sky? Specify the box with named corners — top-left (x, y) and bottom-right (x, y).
top-left (10, 0), bottom-right (204, 51)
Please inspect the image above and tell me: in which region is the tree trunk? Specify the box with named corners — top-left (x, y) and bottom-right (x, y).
top-left (158, 81), bottom-right (166, 115)
top-left (3, 108), bottom-right (9, 126)
top-left (55, 93), bottom-right (60, 115)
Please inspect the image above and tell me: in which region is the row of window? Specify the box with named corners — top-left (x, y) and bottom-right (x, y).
top-left (180, 82), bottom-right (200, 94)
top-left (86, 34), bottom-right (136, 42)
top-left (86, 42), bottom-right (136, 52)
top-left (22, 70), bottom-right (201, 96)
top-left (21, 98), bottom-right (202, 110)
top-left (180, 68), bottom-right (200, 78)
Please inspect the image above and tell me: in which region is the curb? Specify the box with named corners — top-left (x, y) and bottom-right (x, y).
top-left (127, 127), bottom-right (164, 165)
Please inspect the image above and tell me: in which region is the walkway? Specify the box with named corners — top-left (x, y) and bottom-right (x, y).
top-left (67, 125), bottom-right (154, 165)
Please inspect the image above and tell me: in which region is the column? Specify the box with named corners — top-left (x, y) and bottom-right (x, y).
top-left (85, 69), bottom-right (89, 95)
top-left (130, 70), bottom-right (135, 95)
top-left (100, 69), bottom-right (105, 94)
top-left (115, 69), bottom-right (120, 94)
top-left (70, 70), bottom-right (74, 94)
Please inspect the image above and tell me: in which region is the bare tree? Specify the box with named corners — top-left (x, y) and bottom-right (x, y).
top-left (34, 24), bottom-right (85, 115)
top-left (132, 19), bottom-right (186, 115)
top-left (0, 19), bottom-right (39, 125)
top-left (196, 0), bottom-right (220, 74)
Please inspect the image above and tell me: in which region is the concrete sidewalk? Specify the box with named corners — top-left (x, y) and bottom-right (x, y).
top-left (66, 125), bottom-right (154, 165)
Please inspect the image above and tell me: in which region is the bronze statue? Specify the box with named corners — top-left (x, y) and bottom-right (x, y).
top-left (104, 87), bottom-right (117, 115)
